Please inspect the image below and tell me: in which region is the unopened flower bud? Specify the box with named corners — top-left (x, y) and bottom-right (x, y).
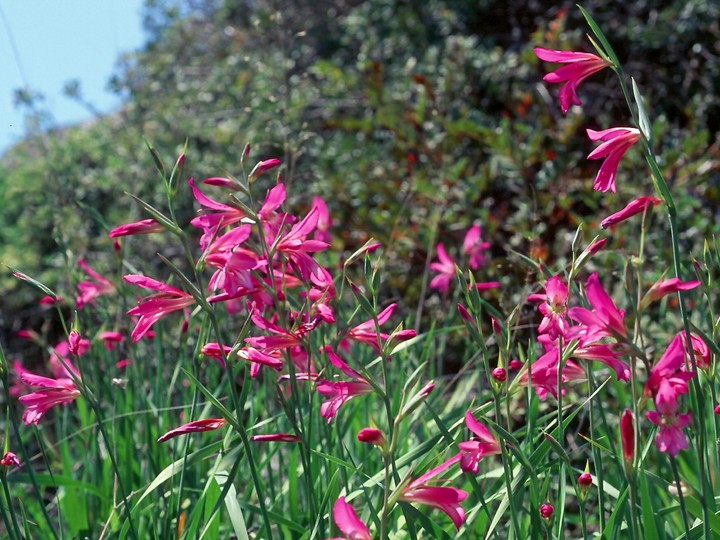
top-left (621, 408), bottom-right (634, 468)
top-left (540, 503), bottom-right (554, 520)
top-left (357, 428), bottom-right (385, 447)
top-left (491, 367), bottom-right (507, 382)
top-left (68, 331), bottom-right (81, 356)
top-left (509, 359), bottom-right (523, 371)
top-left (714, 404), bottom-right (720, 415)
top-left (0, 452), bottom-right (20, 467)
top-left (578, 472), bottom-right (593, 493)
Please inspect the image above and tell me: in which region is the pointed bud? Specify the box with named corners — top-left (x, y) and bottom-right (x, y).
top-left (68, 331), bottom-right (81, 356)
top-left (357, 427), bottom-right (386, 447)
top-left (509, 359), bottom-right (523, 371)
top-left (621, 408), bottom-right (634, 468)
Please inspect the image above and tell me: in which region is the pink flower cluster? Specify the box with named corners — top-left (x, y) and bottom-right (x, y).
top-left (430, 224), bottom-right (498, 293)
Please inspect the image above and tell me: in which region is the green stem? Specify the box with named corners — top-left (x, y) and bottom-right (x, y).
top-left (669, 456), bottom-right (691, 538)
top-left (493, 395), bottom-right (522, 537)
top-left (628, 478), bottom-right (640, 539)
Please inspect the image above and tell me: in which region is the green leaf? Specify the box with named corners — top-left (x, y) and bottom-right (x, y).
top-left (578, 5), bottom-right (621, 67)
top-left (632, 78), bottom-right (652, 142)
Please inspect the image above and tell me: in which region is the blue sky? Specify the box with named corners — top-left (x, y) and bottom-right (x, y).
top-left (0, 0), bottom-right (146, 154)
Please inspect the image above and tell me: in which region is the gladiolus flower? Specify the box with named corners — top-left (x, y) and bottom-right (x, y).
top-left (108, 218), bottom-right (165, 238)
top-left (0, 452), bottom-right (20, 467)
top-left (463, 224), bottom-right (490, 270)
top-left (528, 275), bottom-right (569, 340)
top-left (621, 408), bottom-right (634, 465)
top-left (315, 348), bottom-right (373, 422)
top-left (601, 197), bottom-right (663, 229)
top-left (459, 410), bottom-right (501, 474)
top-left (124, 275), bottom-right (195, 342)
top-left (587, 127), bottom-right (642, 193)
top-left (682, 333), bottom-right (710, 370)
top-left (429, 243), bottom-right (456, 293)
top-left (76, 259), bottom-right (115, 308)
top-left (644, 334), bottom-right (694, 409)
top-left (568, 272), bottom-right (627, 341)
top-left (534, 48), bottom-right (610, 113)
top-left (643, 277), bottom-right (700, 308)
top-left (99, 331), bottom-right (123, 351)
top-left (18, 372), bottom-right (81, 425)
top-left (329, 497), bottom-right (371, 540)
top-left (646, 409), bottom-right (692, 457)
top-left (399, 454), bottom-right (468, 530)
top-left (157, 418), bottom-right (227, 443)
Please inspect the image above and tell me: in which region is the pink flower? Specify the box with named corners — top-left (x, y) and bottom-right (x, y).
top-left (568, 272), bottom-right (627, 341)
top-left (429, 244), bottom-right (455, 293)
top-left (329, 496), bottom-right (371, 540)
top-left (462, 224), bottom-right (490, 270)
top-left (621, 408), bottom-right (634, 465)
top-left (572, 343), bottom-right (631, 382)
top-left (312, 196), bottom-right (332, 244)
top-left (587, 127), bottom-right (642, 193)
top-left (646, 409), bottom-right (692, 457)
top-left (108, 218), bottom-right (165, 238)
top-left (682, 333), bottom-right (710, 370)
top-left (601, 197), bottom-right (663, 229)
top-left (124, 275), bottom-right (195, 342)
top-left (157, 418), bottom-right (227, 443)
top-left (644, 334), bottom-right (693, 406)
top-left (459, 411), bottom-right (501, 474)
top-left (343, 303), bottom-right (408, 355)
top-left (0, 452), bottom-right (21, 467)
top-left (188, 178), bottom-right (248, 247)
top-left (399, 454), bottom-right (468, 530)
top-left (518, 348), bottom-right (585, 400)
top-left (99, 331), bottom-right (123, 351)
top-left (645, 277), bottom-right (700, 305)
top-left (273, 205), bottom-right (333, 288)
top-left (534, 48), bottom-right (610, 113)
top-left (528, 275), bottom-right (569, 340)
top-left (18, 372), bottom-right (81, 425)
top-left (76, 259), bottom-right (115, 308)
top-left (315, 349), bottom-right (373, 422)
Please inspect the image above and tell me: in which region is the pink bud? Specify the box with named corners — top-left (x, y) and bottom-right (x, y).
top-left (587, 237), bottom-right (607, 255)
top-left (491, 367), bottom-right (507, 382)
top-left (621, 409), bottom-right (634, 465)
top-left (68, 331), bottom-right (81, 356)
top-left (509, 359), bottom-right (523, 371)
top-left (457, 303), bottom-right (473, 324)
top-left (250, 433), bottom-right (301, 443)
top-left (578, 472), bottom-right (593, 488)
top-left (601, 197), bottom-right (663, 229)
top-left (249, 158), bottom-right (281, 179)
top-left (357, 427), bottom-right (385, 446)
top-left (540, 503), bottom-right (554, 520)
top-left (1, 452), bottom-right (21, 467)
top-left (715, 404), bottom-right (720, 415)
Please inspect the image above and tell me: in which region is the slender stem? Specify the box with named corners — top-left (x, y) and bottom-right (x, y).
top-left (0, 475), bottom-right (22, 540)
top-left (493, 395), bottom-right (522, 537)
top-left (627, 478), bottom-right (640, 539)
top-left (586, 368), bottom-right (606, 533)
top-left (669, 457), bottom-right (691, 538)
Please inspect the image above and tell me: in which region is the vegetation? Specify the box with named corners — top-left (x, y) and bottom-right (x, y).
top-left (1, 0), bottom-right (720, 538)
